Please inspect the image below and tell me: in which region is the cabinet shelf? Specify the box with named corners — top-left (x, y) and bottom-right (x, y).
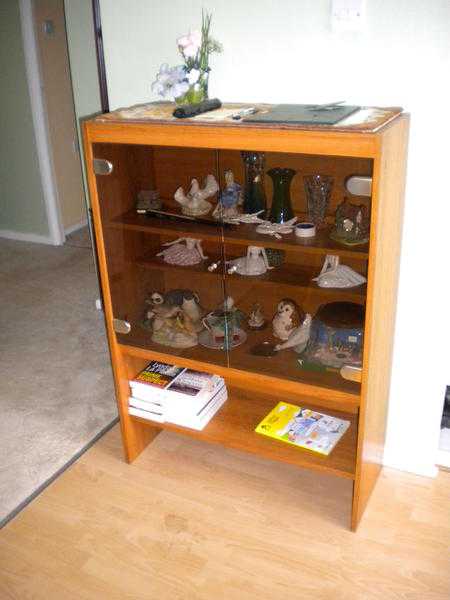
top-left (110, 209), bottom-right (370, 260)
top-left (119, 341), bottom-right (361, 414)
top-left (130, 385), bottom-right (358, 480)
top-left (137, 254), bottom-right (367, 302)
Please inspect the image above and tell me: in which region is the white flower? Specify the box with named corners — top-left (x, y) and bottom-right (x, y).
top-left (151, 64), bottom-right (189, 100)
top-left (187, 69), bottom-right (200, 85)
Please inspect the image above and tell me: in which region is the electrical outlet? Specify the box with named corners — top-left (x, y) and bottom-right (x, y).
top-left (331, 0), bottom-right (365, 32)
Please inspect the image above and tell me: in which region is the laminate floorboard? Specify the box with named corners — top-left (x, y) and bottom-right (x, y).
top-left (0, 426), bottom-right (449, 600)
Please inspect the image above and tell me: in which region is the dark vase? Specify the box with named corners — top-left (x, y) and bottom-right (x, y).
top-left (267, 168), bottom-right (296, 223)
top-left (241, 151), bottom-right (267, 215)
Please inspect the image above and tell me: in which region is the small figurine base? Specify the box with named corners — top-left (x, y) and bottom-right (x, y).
top-left (198, 328), bottom-right (247, 350)
top-left (329, 230), bottom-right (369, 246)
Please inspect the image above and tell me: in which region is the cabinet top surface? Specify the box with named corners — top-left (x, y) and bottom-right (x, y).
top-left (91, 102), bottom-right (403, 135)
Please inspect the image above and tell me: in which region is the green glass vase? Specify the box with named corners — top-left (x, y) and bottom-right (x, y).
top-left (241, 151), bottom-right (267, 215)
top-left (268, 168), bottom-right (296, 223)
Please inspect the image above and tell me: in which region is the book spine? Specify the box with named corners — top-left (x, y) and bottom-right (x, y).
top-left (128, 406), bottom-right (165, 423)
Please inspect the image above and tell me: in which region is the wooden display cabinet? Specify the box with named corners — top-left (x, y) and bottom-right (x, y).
top-left (83, 107), bottom-right (409, 530)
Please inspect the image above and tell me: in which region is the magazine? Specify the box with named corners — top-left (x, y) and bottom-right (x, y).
top-left (255, 402), bottom-right (350, 456)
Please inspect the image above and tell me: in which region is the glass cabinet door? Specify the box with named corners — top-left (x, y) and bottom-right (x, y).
top-left (218, 148), bottom-right (372, 394)
top-left (93, 142), bottom-right (229, 368)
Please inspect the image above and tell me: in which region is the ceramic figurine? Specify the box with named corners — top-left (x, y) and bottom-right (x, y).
top-left (212, 170), bottom-right (243, 221)
top-left (275, 313), bottom-right (312, 353)
top-left (329, 197), bottom-right (370, 245)
top-left (144, 289), bottom-right (204, 340)
top-left (228, 246), bottom-right (273, 276)
top-left (272, 298), bottom-right (305, 341)
top-left (255, 217), bottom-right (298, 239)
top-left (199, 296), bottom-right (247, 350)
top-left (313, 255), bottom-right (366, 288)
top-left (174, 174), bottom-right (219, 216)
top-left (157, 237), bottom-right (207, 265)
top-left (227, 210), bottom-right (266, 224)
top-left (136, 189), bottom-right (161, 214)
top-left (248, 303), bottom-right (266, 330)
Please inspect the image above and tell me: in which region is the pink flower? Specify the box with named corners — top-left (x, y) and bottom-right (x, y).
top-left (177, 30), bottom-right (202, 57)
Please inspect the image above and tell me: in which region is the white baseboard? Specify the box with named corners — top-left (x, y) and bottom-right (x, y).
top-left (0, 229), bottom-right (54, 245)
top-left (65, 219), bottom-right (88, 235)
top-left (383, 457), bottom-right (438, 478)
top-left (436, 449), bottom-right (450, 469)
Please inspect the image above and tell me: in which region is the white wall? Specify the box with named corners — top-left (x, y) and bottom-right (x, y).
top-left (99, 0), bottom-right (450, 476)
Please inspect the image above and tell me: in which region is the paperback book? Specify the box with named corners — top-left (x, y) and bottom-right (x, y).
top-left (255, 402), bottom-right (350, 456)
top-left (130, 361), bottom-right (223, 409)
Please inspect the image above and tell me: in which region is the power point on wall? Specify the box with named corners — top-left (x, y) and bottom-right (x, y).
top-left (95, 298), bottom-right (103, 311)
top-left (331, 0), bottom-right (365, 33)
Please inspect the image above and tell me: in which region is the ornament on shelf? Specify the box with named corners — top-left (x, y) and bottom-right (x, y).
top-left (241, 151), bottom-right (267, 215)
top-left (267, 167), bottom-right (296, 224)
top-left (313, 255), bottom-right (366, 288)
top-left (255, 217), bottom-right (298, 239)
top-left (228, 246), bottom-right (273, 276)
top-left (157, 237), bottom-right (208, 265)
top-left (212, 170), bottom-right (243, 221)
top-left (136, 189), bottom-right (161, 214)
top-left (274, 313), bottom-right (312, 354)
top-left (248, 303), bottom-right (267, 330)
top-left (199, 296), bottom-right (247, 350)
top-left (329, 197), bottom-right (370, 246)
top-left (272, 298), bottom-right (305, 341)
top-left (303, 174), bottom-right (334, 229)
top-left (174, 174), bottom-right (219, 216)
top-left (143, 289), bottom-right (201, 348)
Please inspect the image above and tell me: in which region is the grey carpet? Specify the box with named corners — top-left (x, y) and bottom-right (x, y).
top-left (0, 234), bottom-right (118, 526)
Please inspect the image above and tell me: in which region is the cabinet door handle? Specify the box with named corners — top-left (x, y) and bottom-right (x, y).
top-left (112, 318), bottom-right (131, 334)
top-left (93, 158), bottom-right (113, 175)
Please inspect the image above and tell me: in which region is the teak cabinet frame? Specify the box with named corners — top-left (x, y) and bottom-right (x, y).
top-left (83, 114), bottom-right (409, 531)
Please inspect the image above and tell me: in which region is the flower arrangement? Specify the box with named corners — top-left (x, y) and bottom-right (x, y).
top-left (151, 11), bottom-right (222, 105)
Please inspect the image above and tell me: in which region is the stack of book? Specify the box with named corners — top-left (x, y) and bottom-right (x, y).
top-left (128, 360), bottom-right (227, 430)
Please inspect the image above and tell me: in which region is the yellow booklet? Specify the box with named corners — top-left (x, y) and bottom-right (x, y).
top-left (255, 402), bottom-right (350, 456)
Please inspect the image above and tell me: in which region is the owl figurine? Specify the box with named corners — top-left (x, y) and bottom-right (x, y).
top-left (272, 298), bottom-right (305, 341)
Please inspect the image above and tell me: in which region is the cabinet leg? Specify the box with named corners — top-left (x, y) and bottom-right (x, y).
top-left (119, 417), bottom-right (161, 463)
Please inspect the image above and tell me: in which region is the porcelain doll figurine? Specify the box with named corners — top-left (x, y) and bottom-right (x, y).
top-left (272, 299), bottom-right (305, 341)
top-left (174, 174), bottom-right (219, 216)
top-left (275, 313), bottom-right (312, 353)
top-left (228, 246), bottom-right (273, 276)
top-left (313, 255), bottom-right (366, 288)
top-left (212, 170), bottom-right (243, 221)
top-left (157, 237), bottom-right (207, 265)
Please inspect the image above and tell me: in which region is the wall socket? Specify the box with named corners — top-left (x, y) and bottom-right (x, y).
top-left (331, 0), bottom-right (365, 32)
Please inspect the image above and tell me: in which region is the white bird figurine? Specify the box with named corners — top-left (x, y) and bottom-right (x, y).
top-left (313, 255), bottom-right (366, 288)
top-left (174, 174), bottom-right (219, 216)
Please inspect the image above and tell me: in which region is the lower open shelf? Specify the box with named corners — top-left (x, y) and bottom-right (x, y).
top-left (129, 385), bottom-right (357, 480)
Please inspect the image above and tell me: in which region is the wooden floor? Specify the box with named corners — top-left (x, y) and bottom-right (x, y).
top-left (0, 426), bottom-right (449, 600)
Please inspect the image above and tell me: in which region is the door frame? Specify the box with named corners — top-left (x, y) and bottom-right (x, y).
top-left (19, 0), bottom-right (65, 246)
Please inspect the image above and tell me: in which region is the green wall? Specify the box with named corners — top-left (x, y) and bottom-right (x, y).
top-left (0, 0), bottom-right (49, 237)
